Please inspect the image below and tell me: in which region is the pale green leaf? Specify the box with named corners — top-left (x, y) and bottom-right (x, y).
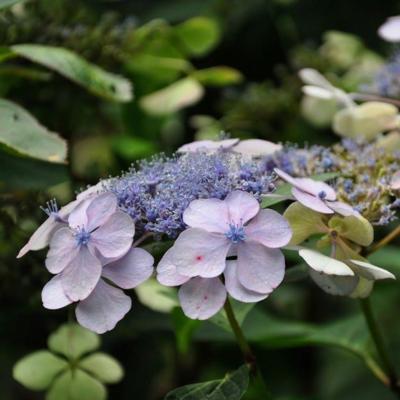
top-left (135, 278), bottom-right (179, 313)
top-left (11, 44), bottom-right (132, 102)
top-left (328, 215), bottom-right (374, 247)
top-left (192, 67), bottom-right (243, 87)
top-left (0, 99), bottom-right (66, 163)
top-left (283, 202), bottom-right (328, 245)
top-left (174, 17), bottom-right (220, 57)
top-left (13, 350), bottom-right (67, 391)
top-left (48, 323), bottom-right (100, 360)
top-left (46, 370), bottom-right (106, 400)
top-left (80, 353), bottom-right (124, 384)
top-left (140, 77), bottom-right (204, 115)
top-left (165, 365), bottom-right (249, 400)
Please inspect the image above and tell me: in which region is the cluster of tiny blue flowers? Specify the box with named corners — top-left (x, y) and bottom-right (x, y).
top-left (264, 139), bottom-right (400, 225)
top-left (107, 151), bottom-right (275, 238)
top-left (362, 51), bottom-right (400, 98)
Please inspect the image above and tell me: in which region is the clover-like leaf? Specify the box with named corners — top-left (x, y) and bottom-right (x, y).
top-left (328, 214), bottom-right (374, 247)
top-left (140, 77), bottom-right (204, 115)
top-left (0, 98), bottom-right (67, 163)
top-left (11, 44), bottom-right (132, 102)
top-left (48, 323), bottom-right (100, 360)
top-left (13, 350), bottom-right (68, 391)
top-left (80, 353), bottom-right (124, 384)
top-left (46, 369), bottom-right (106, 400)
top-left (333, 101), bottom-right (398, 140)
top-left (165, 365), bottom-right (249, 400)
top-left (283, 202), bottom-right (328, 245)
top-left (174, 17), bottom-right (220, 57)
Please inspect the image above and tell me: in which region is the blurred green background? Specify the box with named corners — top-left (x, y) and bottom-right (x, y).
top-left (2, 0), bottom-right (400, 399)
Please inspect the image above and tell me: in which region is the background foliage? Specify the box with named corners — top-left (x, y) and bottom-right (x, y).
top-left (2, 0), bottom-right (400, 399)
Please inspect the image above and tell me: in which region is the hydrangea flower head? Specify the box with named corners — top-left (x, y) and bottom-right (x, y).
top-left (157, 190), bottom-right (292, 320)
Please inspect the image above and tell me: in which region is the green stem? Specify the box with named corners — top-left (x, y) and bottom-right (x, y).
top-left (360, 297), bottom-right (400, 396)
top-left (223, 298), bottom-right (272, 399)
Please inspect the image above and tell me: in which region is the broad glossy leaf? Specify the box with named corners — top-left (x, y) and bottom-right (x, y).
top-left (48, 323), bottom-right (100, 360)
top-left (80, 353), bottom-right (123, 384)
top-left (13, 350), bottom-right (67, 390)
top-left (0, 98), bottom-right (66, 163)
top-left (135, 278), bottom-right (179, 313)
top-left (174, 17), bottom-right (220, 57)
top-left (46, 369), bottom-right (106, 400)
top-left (192, 67), bottom-right (243, 87)
top-left (140, 77), bottom-right (204, 115)
top-left (165, 365), bottom-right (249, 400)
top-left (11, 44), bottom-right (132, 102)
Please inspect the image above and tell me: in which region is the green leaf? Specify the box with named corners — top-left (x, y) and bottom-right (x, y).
top-left (210, 300), bottom-right (254, 332)
top-left (0, 0), bottom-right (25, 10)
top-left (135, 278), bottom-right (179, 313)
top-left (80, 353), bottom-right (124, 384)
top-left (13, 350), bottom-right (67, 391)
top-left (192, 67), bottom-right (243, 87)
top-left (0, 98), bottom-right (67, 163)
top-left (283, 202), bottom-right (328, 245)
top-left (111, 136), bottom-right (158, 160)
top-left (165, 365), bottom-right (249, 400)
top-left (174, 17), bottom-right (220, 57)
top-left (171, 308), bottom-right (201, 354)
top-left (48, 323), bottom-right (100, 360)
top-left (11, 44), bottom-right (132, 102)
top-left (0, 149), bottom-right (68, 191)
top-left (46, 370), bottom-right (106, 400)
top-left (140, 77), bottom-right (204, 115)
top-left (368, 245), bottom-right (400, 277)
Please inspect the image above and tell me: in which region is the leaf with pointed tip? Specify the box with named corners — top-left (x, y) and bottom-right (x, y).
top-left (0, 99), bottom-right (67, 163)
top-left (165, 365), bottom-right (249, 400)
top-left (11, 44), bottom-right (132, 102)
top-left (13, 350), bottom-right (67, 391)
top-left (48, 323), bottom-right (100, 360)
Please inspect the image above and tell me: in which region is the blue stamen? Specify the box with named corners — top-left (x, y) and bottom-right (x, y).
top-left (75, 227), bottom-right (91, 246)
top-left (225, 223), bottom-right (246, 243)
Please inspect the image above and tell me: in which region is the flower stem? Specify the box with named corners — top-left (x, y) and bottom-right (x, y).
top-left (223, 298), bottom-right (272, 399)
top-left (367, 225), bottom-right (400, 255)
top-left (360, 297), bottom-right (400, 396)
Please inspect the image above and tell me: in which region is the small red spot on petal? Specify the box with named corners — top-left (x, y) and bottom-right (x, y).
top-left (204, 296), bottom-right (208, 300)
top-left (196, 255), bottom-right (203, 261)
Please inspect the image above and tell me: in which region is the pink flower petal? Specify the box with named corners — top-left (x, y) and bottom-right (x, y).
top-left (17, 217), bottom-right (62, 258)
top-left (85, 192), bottom-right (118, 232)
top-left (42, 274), bottom-right (73, 310)
top-left (225, 190), bottom-right (260, 225)
top-left (76, 279), bottom-right (131, 334)
top-left (378, 16), bottom-right (400, 42)
top-left (237, 242), bottom-right (285, 293)
top-left (233, 139), bottom-right (282, 157)
top-left (327, 201), bottom-right (359, 217)
top-left (245, 209), bottom-right (292, 248)
top-left (292, 187), bottom-right (334, 214)
top-left (171, 228), bottom-right (231, 278)
top-left (178, 277), bottom-right (226, 320)
top-left (45, 228), bottom-right (80, 274)
top-left (102, 247), bottom-right (154, 289)
top-left (61, 246), bottom-right (102, 301)
top-left (91, 211), bottom-right (134, 259)
top-left (156, 248), bottom-right (191, 286)
top-left (224, 261), bottom-right (269, 302)
top-left (183, 198), bottom-right (229, 233)
top-left (275, 168), bottom-right (336, 200)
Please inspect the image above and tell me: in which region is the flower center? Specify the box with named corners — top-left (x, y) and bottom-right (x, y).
top-left (318, 190), bottom-right (327, 200)
top-left (75, 227), bottom-right (91, 246)
top-left (225, 223), bottom-right (246, 243)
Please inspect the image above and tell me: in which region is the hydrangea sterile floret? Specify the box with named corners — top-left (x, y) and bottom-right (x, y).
top-left (274, 168), bottom-right (358, 216)
top-left (156, 190), bottom-right (292, 320)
